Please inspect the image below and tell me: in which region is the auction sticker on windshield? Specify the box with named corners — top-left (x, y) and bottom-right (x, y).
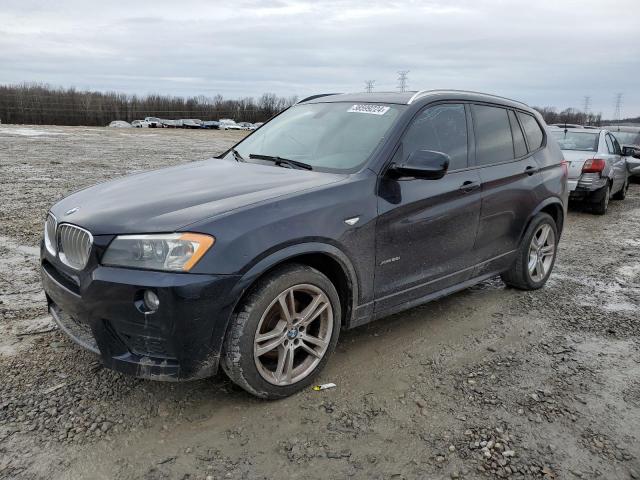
top-left (347, 104), bottom-right (390, 115)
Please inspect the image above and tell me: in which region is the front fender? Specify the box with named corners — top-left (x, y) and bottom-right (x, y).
top-left (230, 241), bottom-right (359, 316)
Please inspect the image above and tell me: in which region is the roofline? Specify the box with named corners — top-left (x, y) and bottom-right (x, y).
top-left (297, 93), bottom-right (342, 104)
top-left (407, 89), bottom-right (530, 107)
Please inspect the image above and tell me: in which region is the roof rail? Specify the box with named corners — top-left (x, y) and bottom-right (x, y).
top-left (407, 89), bottom-right (529, 107)
top-left (297, 93), bottom-right (341, 104)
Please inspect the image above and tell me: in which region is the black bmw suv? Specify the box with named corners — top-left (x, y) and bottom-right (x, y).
top-left (41, 90), bottom-right (568, 398)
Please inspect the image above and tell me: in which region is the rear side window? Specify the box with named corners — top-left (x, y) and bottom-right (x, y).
top-left (472, 105), bottom-right (514, 165)
top-left (508, 110), bottom-right (527, 157)
top-left (402, 104), bottom-right (468, 170)
top-left (609, 134), bottom-right (622, 155)
top-left (517, 112), bottom-right (544, 151)
top-left (605, 134), bottom-right (614, 153)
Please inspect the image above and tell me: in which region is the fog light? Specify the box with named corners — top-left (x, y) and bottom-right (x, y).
top-left (143, 290), bottom-right (160, 312)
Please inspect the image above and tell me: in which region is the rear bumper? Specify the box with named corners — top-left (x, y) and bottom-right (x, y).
top-left (569, 175), bottom-right (608, 202)
top-left (40, 250), bottom-right (240, 381)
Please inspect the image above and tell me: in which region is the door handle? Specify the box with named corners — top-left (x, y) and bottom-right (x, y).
top-left (459, 180), bottom-right (480, 193)
top-left (525, 165), bottom-right (539, 175)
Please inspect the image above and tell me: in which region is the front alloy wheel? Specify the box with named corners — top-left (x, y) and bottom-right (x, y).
top-left (254, 285), bottom-right (333, 386)
top-left (222, 264), bottom-right (341, 399)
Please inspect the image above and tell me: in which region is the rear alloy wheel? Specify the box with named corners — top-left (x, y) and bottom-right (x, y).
top-left (222, 264), bottom-right (340, 399)
top-left (592, 184), bottom-right (610, 215)
top-left (527, 224), bottom-right (556, 283)
top-left (501, 212), bottom-right (558, 290)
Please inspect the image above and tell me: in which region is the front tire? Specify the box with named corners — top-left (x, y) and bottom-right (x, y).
top-left (501, 212), bottom-right (558, 290)
top-left (222, 264), bottom-right (341, 399)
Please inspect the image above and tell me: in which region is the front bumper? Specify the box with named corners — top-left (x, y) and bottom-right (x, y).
top-left (40, 249), bottom-right (240, 381)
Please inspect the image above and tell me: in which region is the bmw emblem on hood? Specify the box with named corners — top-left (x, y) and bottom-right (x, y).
top-left (65, 207), bottom-right (80, 216)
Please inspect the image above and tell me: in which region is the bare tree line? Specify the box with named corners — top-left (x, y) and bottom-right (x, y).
top-left (0, 83), bottom-right (298, 126)
top-left (1, 83), bottom-right (638, 128)
top-left (532, 106), bottom-right (603, 126)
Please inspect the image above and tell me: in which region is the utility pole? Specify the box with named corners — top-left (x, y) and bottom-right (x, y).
top-left (613, 93), bottom-right (623, 122)
top-left (582, 96), bottom-right (591, 124)
top-left (397, 70), bottom-right (409, 93)
top-left (364, 80), bottom-right (375, 93)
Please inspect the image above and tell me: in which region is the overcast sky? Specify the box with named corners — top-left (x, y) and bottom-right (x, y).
top-left (1, 0), bottom-right (639, 117)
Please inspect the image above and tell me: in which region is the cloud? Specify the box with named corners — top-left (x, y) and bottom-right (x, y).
top-left (1, 0), bottom-right (639, 116)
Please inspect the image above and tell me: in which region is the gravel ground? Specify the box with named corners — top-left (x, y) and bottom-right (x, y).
top-left (0, 124), bottom-right (639, 480)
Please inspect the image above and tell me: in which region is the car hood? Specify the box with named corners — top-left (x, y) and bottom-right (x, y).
top-left (50, 159), bottom-right (345, 235)
top-left (562, 150), bottom-right (596, 180)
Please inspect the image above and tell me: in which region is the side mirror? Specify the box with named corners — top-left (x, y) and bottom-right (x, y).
top-left (389, 150), bottom-right (450, 180)
top-left (622, 146), bottom-right (639, 158)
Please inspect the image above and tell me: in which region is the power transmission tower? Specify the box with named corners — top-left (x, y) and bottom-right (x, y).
top-left (582, 96), bottom-right (591, 124)
top-left (613, 93), bottom-right (623, 121)
top-left (364, 80), bottom-right (375, 93)
top-left (397, 70), bottom-right (409, 92)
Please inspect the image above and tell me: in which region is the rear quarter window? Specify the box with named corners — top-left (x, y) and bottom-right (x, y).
top-left (517, 112), bottom-right (544, 151)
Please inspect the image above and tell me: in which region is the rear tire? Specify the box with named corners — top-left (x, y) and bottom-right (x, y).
top-left (612, 178), bottom-right (629, 200)
top-left (592, 184), bottom-right (610, 215)
top-left (222, 264), bottom-right (341, 399)
top-left (501, 213), bottom-right (558, 290)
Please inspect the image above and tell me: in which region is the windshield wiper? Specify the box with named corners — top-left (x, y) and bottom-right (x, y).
top-left (249, 154), bottom-right (313, 170)
top-left (231, 148), bottom-right (245, 162)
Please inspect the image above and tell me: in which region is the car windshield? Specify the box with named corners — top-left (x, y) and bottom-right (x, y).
top-left (550, 130), bottom-right (599, 151)
top-left (609, 131), bottom-right (639, 145)
top-left (231, 102), bottom-right (404, 172)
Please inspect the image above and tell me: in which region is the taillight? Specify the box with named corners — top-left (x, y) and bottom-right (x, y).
top-left (560, 159), bottom-right (568, 177)
top-left (582, 158), bottom-right (605, 173)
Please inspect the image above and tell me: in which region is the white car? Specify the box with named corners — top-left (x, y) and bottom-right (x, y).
top-left (144, 117), bottom-right (162, 128)
top-left (131, 120), bottom-right (150, 128)
top-left (218, 119), bottom-right (244, 130)
top-left (108, 120), bottom-right (132, 128)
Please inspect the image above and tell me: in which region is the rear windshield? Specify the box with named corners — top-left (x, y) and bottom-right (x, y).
top-left (609, 131), bottom-right (640, 145)
top-left (550, 130), bottom-right (599, 152)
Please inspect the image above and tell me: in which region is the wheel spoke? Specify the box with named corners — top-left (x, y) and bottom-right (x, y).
top-left (536, 257), bottom-right (545, 278)
top-left (274, 345), bottom-right (288, 382)
top-left (255, 319), bottom-right (287, 343)
top-left (538, 225), bottom-right (550, 246)
top-left (299, 294), bottom-right (329, 327)
top-left (277, 289), bottom-right (295, 324)
top-left (285, 346), bottom-right (294, 383)
top-left (302, 333), bottom-right (328, 349)
top-left (299, 341), bottom-right (323, 359)
top-left (540, 245), bottom-right (554, 256)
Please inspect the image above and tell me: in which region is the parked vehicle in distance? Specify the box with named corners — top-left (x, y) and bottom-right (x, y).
top-left (550, 127), bottom-right (629, 214)
top-left (160, 119), bottom-right (178, 128)
top-left (238, 122), bottom-right (256, 130)
top-left (131, 120), bottom-right (149, 128)
top-left (107, 120), bottom-right (132, 128)
top-left (219, 119), bottom-right (244, 130)
top-left (41, 90), bottom-right (567, 399)
top-left (202, 121), bottom-right (221, 129)
top-left (253, 122), bottom-right (264, 128)
top-left (606, 125), bottom-right (640, 178)
top-left (144, 117), bottom-right (162, 128)
top-left (181, 119), bottom-right (204, 129)
top-left (550, 123), bottom-right (584, 129)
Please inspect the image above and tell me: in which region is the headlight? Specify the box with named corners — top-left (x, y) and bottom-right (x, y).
top-left (102, 233), bottom-right (214, 272)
